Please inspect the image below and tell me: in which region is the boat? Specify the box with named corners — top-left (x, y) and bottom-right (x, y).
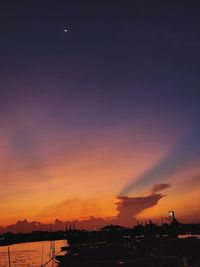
top-left (55, 239), bottom-right (180, 266)
top-left (55, 230), bottom-right (200, 266)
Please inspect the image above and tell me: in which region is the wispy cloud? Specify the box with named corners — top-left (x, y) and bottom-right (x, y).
top-left (151, 183), bottom-right (170, 194)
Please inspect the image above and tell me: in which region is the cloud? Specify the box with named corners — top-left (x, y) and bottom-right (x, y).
top-left (0, 192), bottom-right (165, 232)
top-left (150, 183), bottom-right (170, 194)
top-left (38, 197), bottom-right (113, 222)
top-left (115, 194), bottom-right (164, 227)
top-left (38, 182), bottom-right (170, 227)
top-left (114, 183), bottom-right (170, 226)
top-left (0, 182), bottom-right (170, 232)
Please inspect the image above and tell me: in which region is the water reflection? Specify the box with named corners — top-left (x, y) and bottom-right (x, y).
top-left (0, 240), bottom-right (64, 267)
top-left (178, 234), bottom-right (200, 239)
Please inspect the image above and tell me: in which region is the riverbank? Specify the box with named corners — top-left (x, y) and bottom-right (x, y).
top-left (0, 230), bottom-right (66, 246)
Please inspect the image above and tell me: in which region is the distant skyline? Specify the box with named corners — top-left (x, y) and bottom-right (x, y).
top-left (0, 1), bottom-right (200, 226)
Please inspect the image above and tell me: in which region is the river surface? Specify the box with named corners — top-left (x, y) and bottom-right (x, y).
top-left (1, 235), bottom-right (200, 266)
top-left (178, 234), bottom-right (200, 239)
top-left (0, 240), bottom-right (65, 267)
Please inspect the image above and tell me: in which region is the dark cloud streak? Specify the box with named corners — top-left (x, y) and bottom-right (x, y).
top-left (151, 183), bottom-right (170, 194)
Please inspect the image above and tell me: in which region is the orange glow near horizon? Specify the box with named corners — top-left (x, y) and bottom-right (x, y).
top-left (1, 118), bottom-right (200, 227)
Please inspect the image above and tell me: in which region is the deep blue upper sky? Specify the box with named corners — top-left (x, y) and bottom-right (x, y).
top-left (0, 1), bottom-right (200, 139)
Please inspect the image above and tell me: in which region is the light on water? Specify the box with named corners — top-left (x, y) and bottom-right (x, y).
top-left (178, 234), bottom-right (200, 239)
top-left (0, 240), bottom-right (64, 267)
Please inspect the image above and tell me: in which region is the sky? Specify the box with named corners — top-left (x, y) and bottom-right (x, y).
top-left (0, 1), bottom-right (200, 228)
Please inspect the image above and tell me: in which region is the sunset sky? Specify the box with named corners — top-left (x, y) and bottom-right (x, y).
top-left (0, 1), bottom-right (200, 227)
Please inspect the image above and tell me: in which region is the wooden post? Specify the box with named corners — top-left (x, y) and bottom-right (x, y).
top-left (41, 241), bottom-right (44, 267)
top-left (8, 246), bottom-right (11, 267)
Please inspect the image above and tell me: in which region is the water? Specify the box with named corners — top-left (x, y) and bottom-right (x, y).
top-left (0, 240), bottom-right (65, 267)
top-left (178, 234), bottom-right (200, 239)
